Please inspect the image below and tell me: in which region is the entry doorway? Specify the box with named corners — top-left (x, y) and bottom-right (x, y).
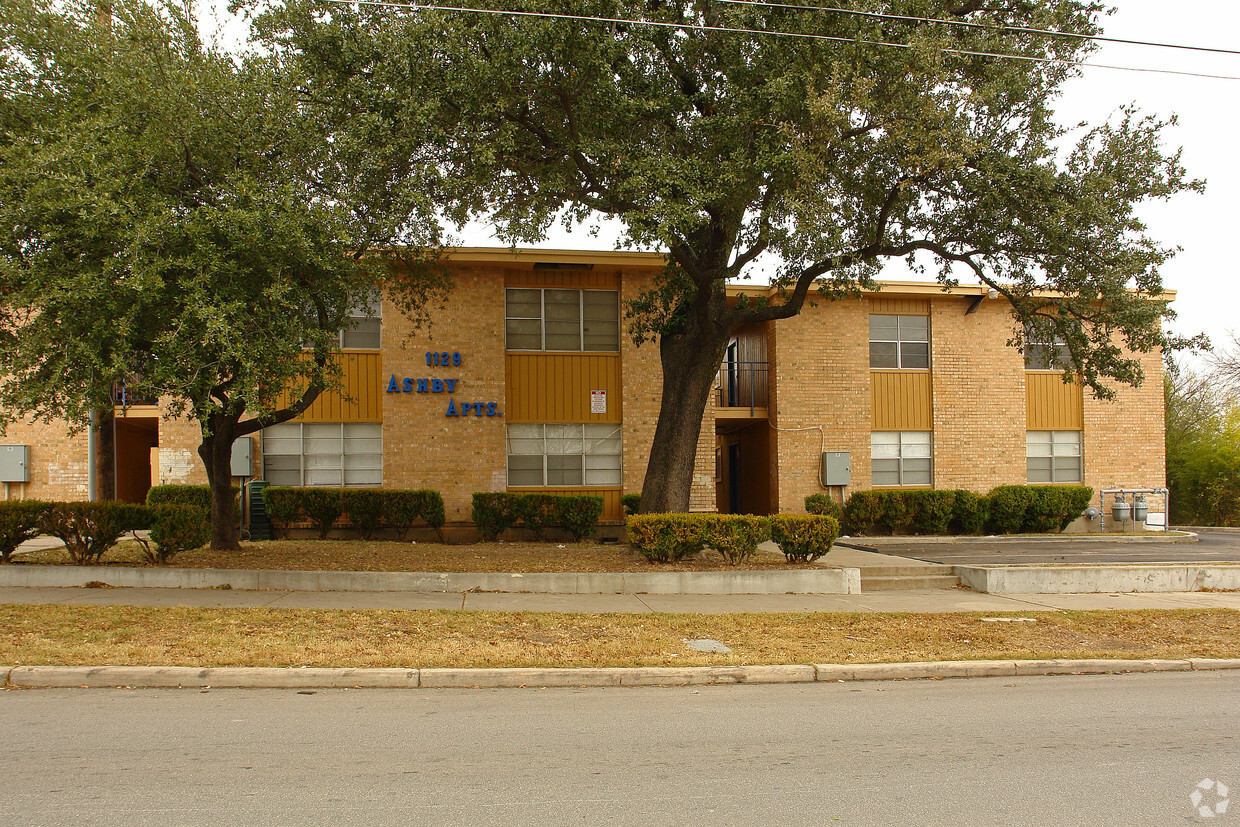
top-left (113, 417), bottom-right (159, 503)
top-left (715, 422), bottom-right (772, 515)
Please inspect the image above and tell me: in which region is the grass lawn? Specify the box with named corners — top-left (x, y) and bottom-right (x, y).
top-left (14, 539), bottom-right (817, 573)
top-left (2, 605), bottom-right (1237, 669)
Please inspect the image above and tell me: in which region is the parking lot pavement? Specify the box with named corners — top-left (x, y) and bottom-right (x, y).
top-left (858, 530), bottom-right (1240, 566)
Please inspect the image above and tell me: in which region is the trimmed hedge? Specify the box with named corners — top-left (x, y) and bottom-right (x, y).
top-left (621, 494), bottom-right (641, 516)
top-left (702, 514), bottom-right (770, 564)
top-left (841, 485), bottom-right (1092, 536)
top-left (140, 504), bottom-right (210, 564)
top-left (557, 495), bottom-right (603, 541)
top-left (770, 514), bottom-right (840, 562)
top-left (0, 500), bottom-right (49, 563)
top-left (472, 492), bottom-right (521, 541)
top-left (261, 487), bottom-right (447, 540)
top-left (804, 493), bottom-right (842, 520)
top-left (340, 489), bottom-right (385, 540)
top-left (262, 487), bottom-right (301, 539)
top-left (37, 501), bottom-right (149, 565)
top-left (472, 492), bottom-right (604, 541)
top-left (626, 513), bottom-right (708, 563)
top-left (299, 489), bottom-right (343, 539)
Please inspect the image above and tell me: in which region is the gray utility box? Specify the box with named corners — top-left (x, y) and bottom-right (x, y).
top-left (231, 438), bottom-right (253, 478)
top-left (821, 451), bottom-right (851, 487)
top-left (0, 445), bottom-right (30, 483)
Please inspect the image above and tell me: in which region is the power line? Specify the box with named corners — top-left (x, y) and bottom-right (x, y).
top-left (716, 0), bottom-right (1240, 57)
top-left (320, 0), bottom-right (1240, 81)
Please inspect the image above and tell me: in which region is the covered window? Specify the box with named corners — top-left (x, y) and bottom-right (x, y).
top-left (262, 422), bottom-right (382, 487)
top-left (1026, 430), bottom-right (1082, 483)
top-left (871, 431), bottom-right (932, 486)
top-left (1024, 330), bottom-right (1073, 371)
top-left (340, 296), bottom-right (382, 349)
top-left (869, 315), bottom-right (929, 369)
top-left (506, 423), bottom-right (623, 486)
top-left (505, 289), bottom-right (620, 352)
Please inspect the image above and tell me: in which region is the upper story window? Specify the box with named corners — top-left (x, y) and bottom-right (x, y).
top-left (1024, 330), bottom-right (1073, 371)
top-left (505, 288), bottom-right (620, 352)
top-left (869, 314), bottom-right (929, 369)
top-left (340, 296), bottom-right (381, 350)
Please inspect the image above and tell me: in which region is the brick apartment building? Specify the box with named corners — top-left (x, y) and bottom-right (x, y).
top-left (0, 248), bottom-right (1168, 527)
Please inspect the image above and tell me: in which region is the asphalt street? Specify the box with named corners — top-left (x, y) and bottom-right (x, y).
top-left (1, 671), bottom-right (1235, 825)
top-left (864, 529), bottom-right (1240, 566)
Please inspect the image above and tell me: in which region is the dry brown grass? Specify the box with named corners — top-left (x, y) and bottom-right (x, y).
top-left (15, 539), bottom-right (814, 573)
top-left (2, 605), bottom-right (1237, 669)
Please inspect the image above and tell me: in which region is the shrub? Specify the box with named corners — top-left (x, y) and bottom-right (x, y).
top-left (472, 492), bottom-right (520, 541)
top-left (147, 484), bottom-right (212, 511)
top-left (626, 514), bottom-right (708, 563)
top-left (141, 504), bottom-right (209, 564)
top-left (770, 514), bottom-right (840, 563)
top-left (841, 491), bottom-right (883, 535)
top-left (986, 485), bottom-right (1030, 534)
top-left (985, 485), bottom-right (1093, 534)
top-left (299, 489), bottom-right (342, 539)
top-left (0, 500), bottom-right (49, 563)
top-left (384, 489), bottom-right (447, 541)
top-left (416, 489), bottom-right (447, 536)
top-left (702, 514), bottom-right (770, 565)
top-left (804, 493), bottom-right (842, 519)
top-left (901, 490), bottom-right (956, 535)
top-left (621, 494), bottom-right (641, 516)
top-left (557, 495), bottom-right (603, 541)
top-left (949, 489), bottom-right (988, 535)
top-left (340, 488), bottom-right (385, 540)
top-left (37, 501), bottom-right (150, 565)
top-left (262, 487), bottom-right (301, 539)
top-left (518, 493), bottom-right (560, 540)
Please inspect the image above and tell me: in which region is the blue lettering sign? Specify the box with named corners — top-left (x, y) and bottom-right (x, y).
top-left (386, 375), bottom-right (399, 393)
top-left (445, 399), bottom-right (458, 416)
top-left (432, 378), bottom-right (444, 393)
top-left (486, 402), bottom-right (498, 417)
top-left (445, 378), bottom-right (458, 393)
top-left (402, 377), bottom-right (414, 393)
top-left (417, 378), bottom-right (428, 393)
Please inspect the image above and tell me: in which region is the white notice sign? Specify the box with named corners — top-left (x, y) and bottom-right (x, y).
top-left (590, 390), bottom-right (607, 414)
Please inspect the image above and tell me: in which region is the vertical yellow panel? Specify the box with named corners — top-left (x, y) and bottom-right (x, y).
top-left (871, 371), bottom-right (933, 430)
top-left (278, 352), bottom-right (383, 423)
top-left (505, 353), bottom-right (621, 423)
top-left (506, 270), bottom-right (622, 290)
top-left (869, 297), bottom-right (930, 315)
top-left (508, 487), bottom-right (623, 523)
top-left (1026, 372), bottom-right (1084, 429)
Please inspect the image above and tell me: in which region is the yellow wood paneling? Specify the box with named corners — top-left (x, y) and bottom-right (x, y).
top-left (506, 353), bottom-right (622, 423)
top-left (871, 370), bottom-right (933, 430)
top-left (869, 297), bottom-right (930, 316)
top-left (276, 352), bottom-right (383, 423)
top-left (505, 269), bottom-right (622, 290)
top-left (508, 487), bottom-right (624, 524)
top-left (1026, 372), bottom-right (1084, 430)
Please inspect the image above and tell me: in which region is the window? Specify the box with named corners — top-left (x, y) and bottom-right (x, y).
top-left (1026, 430), bottom-right (1082, 483)
top-left (507, 423), bottom-right (623, 486)
top-left (1024, 328), bottom-right (1072, 371)
top-left (869, 315), bottom-right (929, 369)
top-left (262, 422), bottom-right (382, 487)
top-left (340, 296), bottom-right (381, 349)
top-left (871, 431), bottom-right (932, 486)
top-left (505, 289), bottom-right (620, 351)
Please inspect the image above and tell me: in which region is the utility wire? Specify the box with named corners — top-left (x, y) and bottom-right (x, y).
top-left (321, 0), bottom-right (1240, 81)
top-left (716, 0), bottom-right (1240, 57)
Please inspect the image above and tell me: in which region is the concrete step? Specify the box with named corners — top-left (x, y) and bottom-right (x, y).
top-left (858, 564), bottom-right (948, 577)
top-left (861, 573), bottom-right (962, 591)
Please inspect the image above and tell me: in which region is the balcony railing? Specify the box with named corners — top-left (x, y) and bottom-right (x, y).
top-left (716, 361), bottom-right (768, 414)
top-left (112, 380), bottom-right (159, 407)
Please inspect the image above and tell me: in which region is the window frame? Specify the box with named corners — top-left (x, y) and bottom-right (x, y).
top-left (339, 295), bottom-right (382, 350)
top-left (870, 430), bottom-right (933, 487)
top-left (504, 288), bottom-right (620, 353)
top-left (869, 314), bottom-right (930, 370)
top-left (261, 421), bottom-right (383, 488)
top-left (1025, 430), bottom-right (1083, 484)
top-left (506, 423), bottom-right (623, 487)
top-left (1023, 328), bottom-right (1073, 371)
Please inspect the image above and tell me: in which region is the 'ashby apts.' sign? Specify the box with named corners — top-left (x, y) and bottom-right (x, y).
top-left (384, 351), bottom-right (502, 418)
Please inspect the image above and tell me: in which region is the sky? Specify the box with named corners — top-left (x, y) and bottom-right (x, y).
top-left (201, 0), bottom-right (1240, 362)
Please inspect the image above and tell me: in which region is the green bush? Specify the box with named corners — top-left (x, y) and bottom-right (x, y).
top-left (261, 487), bottom-right (301, 539)
top-left (626, 514), bottom-right (708, 563)
top-left (472, 492), bottom-right (520, 541)
top-left (702, 514), bottom-right (770, 565)
top-left (299, 489), bottom-right (342, 539)
top-left (986, 485), bottom-right (1029, 534)
top-left (901, 490), bottom-right (956, 535)
top-left (770, 514), bottom-right (840, 563)
top-left (147, 484), bottom-right (212, 511)
top-left (340, 488), bottom-right (385, 540)
top-left (0, 500), bottom-right (49, 563)
top-left (37, 501), bottom-right (149, 565)
top-left (985, 485), bottom-right (1093, 534)
top-left (804, 493), bottom-right (842, 519)
top-left (949, 489), bottom-right (988, 535)
top-left (142, 504), bottom-right (209, 564)
top-left (518, 493), bottom-right (560, 541)
top-left (416, 489), bottom-right (447, 534)
top-left (840, 490), bottom-right (883, 535)
top-left (557, 495), bottom-right (603, 541)
top-left (621, 494), bottom-right (641, 516)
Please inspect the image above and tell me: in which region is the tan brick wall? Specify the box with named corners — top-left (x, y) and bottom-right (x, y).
top-left (929, 297), bottom-right (1027, 491)
top-left (152, 411), bottom-right (207, 486)
top-left (0, 418), bottom-right (91, 501)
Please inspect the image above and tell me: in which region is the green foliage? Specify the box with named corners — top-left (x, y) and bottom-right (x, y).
top-left (142, 504), bottom-right (210, 564)
top-left (556, 495), bottom-right (603, 542)
top-left (262, 487), bottom-right (302, 539)
top-left (517, 494), bottom-right (560, 541)
top-left (147, 485), bottom-right (211, 511)
top-left (985, 486), bottom-right (1031, 534)
top-left (37, 502), bottom-right (149, 565)
top-left (901, 490), bottom-right (957, 535)
top-left (985, 485), bottom-right (1093, 534)
top-left (472, 493), bottom-right (520, 541)
top-left (0, 500), bottom-right (49, 563)
top-left (339, 489), bottom-right (385, 540)
top-left (769, 515), bottom-right (840, 563)
top-left (626, 514), bottom-right (708, 563)
top-left (803, 494), bottom-right (842, 520)
top-left (298, 489), bottom-right (343, 539)
top-left (702, 515), bottom-right (770, 565)
top-left (948, 490), bottom-right (989, 536)
top-left (621, 494), bottom-right (641, 516)
top-left (1165, 365), bottom-right (1240, 526)
top-left (840, 491), bottom-right (883, 536)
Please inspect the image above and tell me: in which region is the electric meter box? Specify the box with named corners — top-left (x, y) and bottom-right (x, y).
top-left (0, 445), bottom-right (31, 483)
top-left (821, 451), bottom-right (851, 487)
top-left (231, 438), bottom-right (253, 478)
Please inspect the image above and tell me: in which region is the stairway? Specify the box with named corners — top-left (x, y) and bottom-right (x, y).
top-left (860, 563), bottom-right (962, 591)
top-left (246, 481), bottom-right (273, 541)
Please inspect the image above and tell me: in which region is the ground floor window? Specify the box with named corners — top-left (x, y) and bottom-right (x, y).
top-left (507, 423), bottom-right (622, 487)
top-left (261, 422), bottom-right (382, 487)
top-left (1026, 430), bottom-right (1082, 483)
top-left (871, 431), bottom-right (932, 486)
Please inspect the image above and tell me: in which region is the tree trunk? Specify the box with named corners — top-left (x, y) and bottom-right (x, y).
top-left (639, 320), bottom-right (732, 513)
top-left (96, 407), bottom-right (115, 500)
top-left (198, 415), bottom-right (240, 551)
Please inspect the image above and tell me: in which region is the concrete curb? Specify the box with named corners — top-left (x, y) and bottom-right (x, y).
top-left (0, 565), bottom-right (862, 595)
top-left (954, 563), bottom-right (1240, 594)
top-left (839, 532), bottom-right (1198, 548)
top-left (4, 659), bottom-right (1238, 690)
